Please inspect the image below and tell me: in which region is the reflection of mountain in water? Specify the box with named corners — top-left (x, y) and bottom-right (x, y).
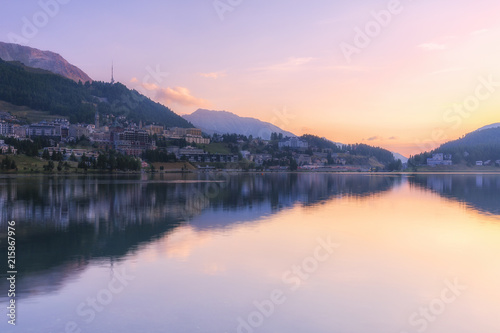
top-left (0, 174), bottom-right (399, 298)
top-left (187, 173), bottom-right (401, 229)
top-left (409, 174), bottom-right (500, 216)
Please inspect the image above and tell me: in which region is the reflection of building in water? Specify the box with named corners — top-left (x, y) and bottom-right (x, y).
top-left (410, 174), bottom-right (500, 216)
top-left (0, 174), bottom-right (401, 299)
top-left (476, 175), bottom-right (483, 188)
top-left (426, 175), bottom-right (453, 193)
top-left (0, 174), bottom-right (400, 232)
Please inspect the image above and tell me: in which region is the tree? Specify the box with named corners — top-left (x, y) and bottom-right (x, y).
top-left (386, 159), bottom-right (403, 171)
top-left (78, 153), bottom-right (88, 170)
top-left (42, 149), bottom-right (50, 160)
top-left (289, 158), bottom-right (298, 171)
top-left (44, 160), bottom-right (55, 172)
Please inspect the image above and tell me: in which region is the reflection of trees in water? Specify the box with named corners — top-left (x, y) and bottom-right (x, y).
top-left (409, 174), bottom-right (500, 215)
top-left (0, 174), bottom-right (400, 298)
top-left (185, 173), bottom-right (401, 217)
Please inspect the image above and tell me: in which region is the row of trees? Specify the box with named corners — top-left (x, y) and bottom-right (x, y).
top-left (0, 59), bottom-right (193, 127)
top-left (1, 137), bottom-right (51, 156)
top-left (79, 151), bottom-right (141, 171)
top-left (409, 128), bottom-right (500, 166)
top-left (142, 149), bottom-right (177, 163)
top-left (0, 156), bottom-right (16, 170)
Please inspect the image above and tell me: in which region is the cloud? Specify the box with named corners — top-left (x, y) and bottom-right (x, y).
top-left (470, 29), bottom-right (489, 36)
top-left (200, 71), bottom-right (226, 79)
top-left (155, 87), bottom-right (210, 107)
top-left (428, 67), bottom-right (466, 76)
top-left (389, 136), bottom-right (398, 140)
top-left (324, 65), bottom-right (372, 72)
top-left (418, 43), bottom-right (447, 51)
top-left (253, 57), bottom-right (315, 72)
top-left (367, 136), bottom-right (379, 141)
top-left (130, 78), bottom-right (210, 107)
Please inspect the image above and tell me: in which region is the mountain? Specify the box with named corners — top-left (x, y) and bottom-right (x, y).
top-left (0, 41), bottom-right (92, 83)
top-left (409, 123), bottom-right (500, 165)
top-left (183, 109), bottom-right (296, 139)
top-left (476, 123), bottom-right (500, 132)
top-left (392, 152), bottom-right (408, 163)
top-left (0, 58), bottom-right (192, 127)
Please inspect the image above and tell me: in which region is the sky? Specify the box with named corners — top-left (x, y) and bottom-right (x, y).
top-left (2, 0), bottom-right (500, 156)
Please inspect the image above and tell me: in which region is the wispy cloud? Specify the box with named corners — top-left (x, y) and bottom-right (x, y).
top-left (156, 87), bottom-right (210, 107)
top-left (323, 65), bottom-right (373, 72)
top-left (367, 136), bottom-right (379, 141)
top-left (253, 57), bottom-right (315, 72)
top-left (388, 136), bottom-right (398, 140)
top-left (130, 78), bottom-right (210, 107)
top-left (199, 71), bottom-right (226, 79)
top-left (418, 43), bottom-right (447, 51)
top-left (470, 29), bottom-right (489, 36)
top-left (428, 67), bottom-right (466, 76)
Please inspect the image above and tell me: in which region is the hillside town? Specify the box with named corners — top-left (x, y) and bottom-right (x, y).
top-left (2, 109), bottom-right (393, 172)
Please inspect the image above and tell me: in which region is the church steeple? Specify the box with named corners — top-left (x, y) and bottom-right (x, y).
top-left (95, 111), bottom-right (100, 129)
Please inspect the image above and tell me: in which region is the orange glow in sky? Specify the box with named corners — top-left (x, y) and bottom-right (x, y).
top-left (5, 0), bottom-right (500, 156)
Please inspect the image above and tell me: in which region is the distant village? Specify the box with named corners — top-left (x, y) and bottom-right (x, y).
top-left (426, 153), bottom-right (500, 168)
top-left (1, 110), bottom-right (354, 171)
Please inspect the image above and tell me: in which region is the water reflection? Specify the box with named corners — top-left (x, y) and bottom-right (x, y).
top-left (1, 173), bottom-right (500, 333)
top-left (0, 174), bottom-right (399, 298)
top-left (409, 174), bottom-right (500, 216)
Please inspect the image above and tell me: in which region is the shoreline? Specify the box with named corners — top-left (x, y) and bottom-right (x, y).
top-left (2, 170), bottom-right (500, 177)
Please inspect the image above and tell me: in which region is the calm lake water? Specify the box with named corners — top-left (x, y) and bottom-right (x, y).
top-left (1, 173), bottom-right (500, 333)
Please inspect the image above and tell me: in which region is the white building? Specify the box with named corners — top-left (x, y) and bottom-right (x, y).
top-left (278, 137), bottom-right (308, 150)
top-left (0, 140), bottom-right (17, 154)
top-left (0, 122), bottom-right (13, 136)
top-left (427, 153), bottom-right (452, 166)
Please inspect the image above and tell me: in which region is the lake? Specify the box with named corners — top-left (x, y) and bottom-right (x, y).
top-left (1, 173), bottom-right (500, 333)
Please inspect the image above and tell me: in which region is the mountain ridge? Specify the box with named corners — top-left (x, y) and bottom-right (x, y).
top-left (409, 123), bottom-right (500, 165)
top-left (183, 109), bottom-right (296, 140)
top-left (0, 58), bottom-right (192, 127)
top-left (0, 41), bottom-right (92, 83)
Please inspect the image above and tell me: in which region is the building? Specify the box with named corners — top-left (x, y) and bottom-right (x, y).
top-left (144, 125), bottom-right (164, 136)
top-left (251, 154), bottom-right (272, 166)
top-left (12, 125), bottom-right (27, 138)
top-left (43, 146), bottom-right (99, 159)
top-left (165, 127), bottom-right (202, 137)
top-left (0, 121), bottom-right (13, 136)
top-left (113, 129), bottom-right (155, 156)
top-left (28, 122), bottom-right (62, 140)
top-left (0, 140), bottom-right (17, 154)
top-left (68, 125), bottom-right (90, 140)
top-left (174, 146), bottom-right (238, 164)
top-left (476, 161), bottom-right (483, 166)
top-left (91, 131), bottom-right (112, 149)
top-left (279, 137), bottom-right (308, 150)
top-left (164, 127), bottom-right (210, 145)
top-left (427, 153), bottom-right (452, 166)
top-left (295, 154), bottom-right (312, 166)
top-left (240, 150), bottom-right (251, 160)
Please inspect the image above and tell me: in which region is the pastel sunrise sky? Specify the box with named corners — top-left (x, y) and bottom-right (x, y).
top-left (2, 0), bottom-right (500, 156)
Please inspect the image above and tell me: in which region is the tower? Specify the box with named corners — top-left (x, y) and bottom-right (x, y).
top-left (111, 62), bottom-right (115, 84)
top-left (95, 111), bottom-right (100, 129)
